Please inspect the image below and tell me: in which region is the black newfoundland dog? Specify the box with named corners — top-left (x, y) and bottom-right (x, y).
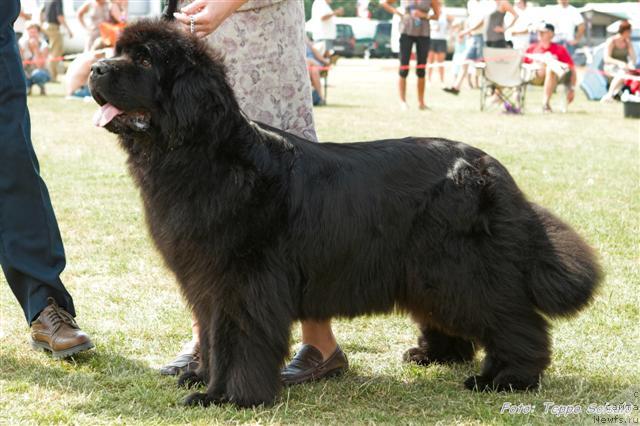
top-left (89, 19), bottom-right (602, 407)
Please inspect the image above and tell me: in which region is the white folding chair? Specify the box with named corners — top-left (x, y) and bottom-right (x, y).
top-left (476, 47), bottom-right (536, 113)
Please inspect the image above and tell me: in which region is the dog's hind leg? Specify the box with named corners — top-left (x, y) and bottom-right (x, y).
top-left (404, 327), bottom-right (476, 366)
top-left (464, 309), bottom-right (550, 392)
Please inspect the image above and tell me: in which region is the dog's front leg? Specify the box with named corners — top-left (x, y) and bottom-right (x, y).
top-left (183, 276), bottom-right (292, 408)
top-left (177, 319), bottom-right (210, 389)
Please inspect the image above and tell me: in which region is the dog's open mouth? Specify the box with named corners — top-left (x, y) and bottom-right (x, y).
top-left (92, 94), bottom-right (151, 131)
top-left (93, 103), bottom-right (123, 127)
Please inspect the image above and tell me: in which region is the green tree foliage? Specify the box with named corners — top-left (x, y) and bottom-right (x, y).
top-left (304, 0), bottom-right (359, 21)
top-left (304, 0), bottom-right (313, 20)
top-left (368, 0), bottom-right (393, 20)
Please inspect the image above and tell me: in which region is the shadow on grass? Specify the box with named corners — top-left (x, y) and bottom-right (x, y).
top-left (0, 350), bottom-right (188, 422)
top-left (0, 349), bottom-right (162, 389)
top-left (0, 350), bottom-right (633, 424)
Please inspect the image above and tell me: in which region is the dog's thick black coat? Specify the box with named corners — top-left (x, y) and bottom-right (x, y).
top-left (90, 20), bottom-right (602, 407)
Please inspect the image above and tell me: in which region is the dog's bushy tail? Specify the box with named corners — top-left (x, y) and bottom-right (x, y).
top-left (446, 153), bottom-right (601, 318)
top-left (526, 204), bottom-right (602, 318)
top-left (472, 155), bottom-right (602, 318)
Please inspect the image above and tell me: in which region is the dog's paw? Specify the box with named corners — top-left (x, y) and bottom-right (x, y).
top-left (464, 374), bottom-right (539, 392)
top-left (177, 370), bottom-right (205, 388)
top-left (463, 375), bottom-right (494, 391)
top-left (182, 392), bottom-right (228, 407)
top-left (402, 346), bottom-right (436, 366)
top-left (491, 374), bottom-right (540, 392)
top-left (182, 392), bottom-right (212, 407)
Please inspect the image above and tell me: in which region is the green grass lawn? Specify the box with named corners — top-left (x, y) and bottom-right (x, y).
top-left (1, 58), bottom-right (639, 425)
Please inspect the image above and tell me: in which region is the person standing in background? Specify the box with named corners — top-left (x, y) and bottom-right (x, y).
top-left (442, 0), bottom-right (490, 95)
top-left (450, 0), bottom-right (517, 105)
top-left (76, 0), bottom-right (112, 51)
top-left (111, 0), bottom-right (128, 21)
top-left (483, 0), bottom-right (517, 48)
top-left (382, 0), bottom-right (441, 110)
top-left (41, 0), bottom-right (73, 82)
top-left (13, 0), bottom-right (37, 40)
top-left (505, 0), bottom-right (531, 50)
top-left (546, 0), bottom-right (584, 57)
top-left (449, 17), bottom-right (468, 84)
top-left (311, 0), bottom-right (344, 56)
top-left (459, 0), bottom-right (517, 49)
top-left (427, 0), bottom-right (452, 84)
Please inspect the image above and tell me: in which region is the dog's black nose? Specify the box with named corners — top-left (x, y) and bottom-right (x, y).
top-left (91, 61), bottom-right (110, 76)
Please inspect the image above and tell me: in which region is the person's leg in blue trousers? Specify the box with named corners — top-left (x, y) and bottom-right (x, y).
top-left (0, 0), bottom-right (75, 325)
top-left (30, 68), bottom-right (51, 92)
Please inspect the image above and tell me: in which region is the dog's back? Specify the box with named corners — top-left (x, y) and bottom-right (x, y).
top-left (277, 132), bottom-right (601, 323)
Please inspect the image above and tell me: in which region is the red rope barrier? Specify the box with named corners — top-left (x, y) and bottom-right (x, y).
top-left (22, 56), bottom-right (65, 65)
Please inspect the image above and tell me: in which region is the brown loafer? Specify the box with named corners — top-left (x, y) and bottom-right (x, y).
top-left (281, 344), bottom-right (348, 386)
top-left (159, 340), bottom-right (200, 376)
top-left (30, 297), bottom-right (95, 359)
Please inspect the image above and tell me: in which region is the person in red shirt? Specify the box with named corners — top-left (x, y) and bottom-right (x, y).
top-left (524, 23), bottom-right (576, 113)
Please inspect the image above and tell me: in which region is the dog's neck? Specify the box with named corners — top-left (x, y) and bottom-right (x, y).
top-left (120, 109), bottom-right (292, 190)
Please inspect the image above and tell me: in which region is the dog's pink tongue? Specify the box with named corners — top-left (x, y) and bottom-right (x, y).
top-left (93, 103), bottom-right (123, 127)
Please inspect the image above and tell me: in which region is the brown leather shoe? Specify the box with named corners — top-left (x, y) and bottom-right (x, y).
top-left (159, 340), bottom-right (200, 376)
top-left (281, 344), bottom-right (348, 386)
top-left (30, 297), bottom-right (94, 359)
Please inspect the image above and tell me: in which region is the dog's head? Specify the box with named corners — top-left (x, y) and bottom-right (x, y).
top-left (90, 19), bottom-right (238, 147)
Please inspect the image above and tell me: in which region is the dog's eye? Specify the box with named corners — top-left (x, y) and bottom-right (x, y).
top-left (140, 58), bottom-right (152, 68)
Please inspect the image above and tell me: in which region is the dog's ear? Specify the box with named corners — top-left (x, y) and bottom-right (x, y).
top-left (162, 0), bottom-right (179, 21)
top-left (161, 60), bottom-right (236, 149)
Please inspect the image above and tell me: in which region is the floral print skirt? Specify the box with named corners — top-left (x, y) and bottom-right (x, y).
top-left (207, 0), bottom-right (317, 141)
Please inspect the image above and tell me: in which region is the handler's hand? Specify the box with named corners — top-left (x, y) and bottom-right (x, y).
top-left (174, 0), bottom-right (247, 38)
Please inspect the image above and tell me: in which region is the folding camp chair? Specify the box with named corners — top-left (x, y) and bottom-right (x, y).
top-left (318, 54), bottom-right (339, 104)
top-left (476, 47), bottom-right (537, 113)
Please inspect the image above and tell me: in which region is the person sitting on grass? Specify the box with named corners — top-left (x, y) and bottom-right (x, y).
top-left (306, 35), bottom-right (330, 106)
top-left (65, 48), bottom-right (113, 99)
top-left (600, 20), bottom-right (637, 103)
top-left (18, 22), bottom-right (50, 96)
top-left (523, 23), bottom-right (576, 113)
